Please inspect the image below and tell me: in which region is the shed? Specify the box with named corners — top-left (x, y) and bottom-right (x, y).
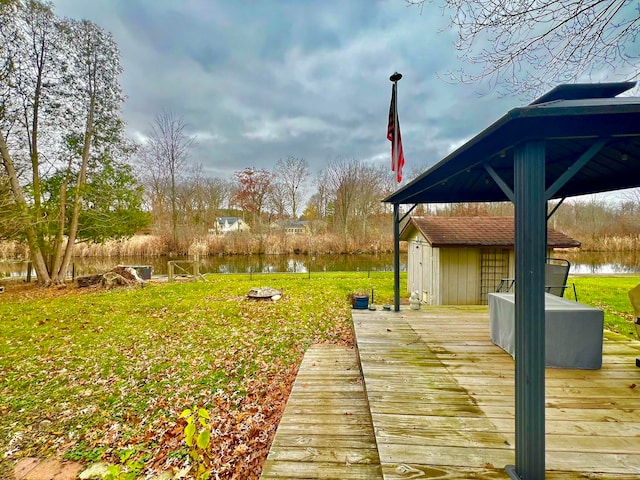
top-left (401, 216), bottom-right (579, 305)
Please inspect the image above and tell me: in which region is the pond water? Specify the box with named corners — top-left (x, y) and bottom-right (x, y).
top-left (2, 251), bottom-right (640, 280)
top-left (562, 251), bottom-right (640, 274)
top-left (0, 253), bottom-right (403, 280)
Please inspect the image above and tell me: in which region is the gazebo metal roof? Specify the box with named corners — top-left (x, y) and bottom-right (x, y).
top-left (384, 82), bottom-right (640, 205)
top-left (383, 82), bottom-right (640, 480)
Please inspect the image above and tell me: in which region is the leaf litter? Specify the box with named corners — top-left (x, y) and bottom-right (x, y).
top-left (0, 273), bottom-right (383, 479)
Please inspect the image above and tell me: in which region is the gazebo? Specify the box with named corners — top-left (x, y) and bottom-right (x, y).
top-left (384, 82), bottom-right (640, 480)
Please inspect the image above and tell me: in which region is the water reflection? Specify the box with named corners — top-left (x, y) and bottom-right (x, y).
top-left (3, 251), bottom-right (640, 280)
top-left (0, 253), bottom-right (403, 279)
top-left (562, 251), bottom-right (640, 274)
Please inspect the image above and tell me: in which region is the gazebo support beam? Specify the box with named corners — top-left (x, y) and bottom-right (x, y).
top-left (547, 197), bottom-right (566, 220)
top-left (508, 140), bottom-right (547, 480)
top-left (393, 203), bottom-right (401, 312)
top-left (545, 138), bottom-right (609, 201)
top-left (485, 163), bottom-right (515, 202)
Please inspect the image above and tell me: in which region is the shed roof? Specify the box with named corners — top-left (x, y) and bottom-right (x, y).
top-left (400, 216), bottom-right (580, 248)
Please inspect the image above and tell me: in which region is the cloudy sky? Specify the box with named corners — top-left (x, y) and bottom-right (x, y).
top-left (47, 1), bottom-right (588, 183)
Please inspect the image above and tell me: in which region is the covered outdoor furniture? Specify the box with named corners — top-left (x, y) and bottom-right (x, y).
top-left (497, 258), bottom-right (576, 299)
top-left (488, 292), bottom-right (603, 369)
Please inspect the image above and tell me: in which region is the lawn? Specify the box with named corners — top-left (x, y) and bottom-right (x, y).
top-left (0, 272), bottom-right (400, 479)
top-left (570, 274), bottom-right (640, 338)
top-left (1, 272), bottom-right (638, 479)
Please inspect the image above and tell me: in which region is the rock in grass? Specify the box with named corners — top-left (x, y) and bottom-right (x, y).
top-left (246, 286), bottom-right (283, 300)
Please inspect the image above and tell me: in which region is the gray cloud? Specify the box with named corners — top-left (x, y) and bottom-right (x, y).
top-left (52, 0), bottom-right (526, 182)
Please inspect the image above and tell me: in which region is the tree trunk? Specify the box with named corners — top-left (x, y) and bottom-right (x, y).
top-left (29, 32), bottom-right (49, 264)
top-left (50, 176), bottom-right (69, 278)
top-left (0, 133), bottom-right (51, 284)
top-left (171, 173), bottom-right (178, 247)
top-left (55, 93), bottom-right (95, 285)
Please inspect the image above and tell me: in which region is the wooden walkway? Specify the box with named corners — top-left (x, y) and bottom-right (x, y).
top-left (262, 308), bottom-right (640, 479)
top-left (260, 344), bottom-right (383, 479)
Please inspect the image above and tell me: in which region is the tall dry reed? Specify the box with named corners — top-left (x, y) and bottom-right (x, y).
top-left (0, 230), bottom-right (399, 260)
top-left (578, 234), bottom-right (640, 251)
top-left (72, 235), bottom-right (169, 257)
top-left (0, 241), bottom-right (29, 261)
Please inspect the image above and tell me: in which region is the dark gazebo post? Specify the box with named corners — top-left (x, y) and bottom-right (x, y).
top-left (389, 72), bottom-right (402, 312)
top-left (508, 140), bottom-right (547, 480)
top-left (393, 203), bottom-right (400, 311)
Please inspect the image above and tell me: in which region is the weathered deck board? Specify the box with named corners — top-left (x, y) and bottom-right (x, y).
top-left (354, 311), bottom-right (513, 479)
top-left (353, 307), bottom-right (640, 479)
top-left (260, 344), bottom-right (383, 480)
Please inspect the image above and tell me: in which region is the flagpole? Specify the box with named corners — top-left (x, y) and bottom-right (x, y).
top-left (390, 72), bottom-right (402, 178)
top-left (390, 72), bottom-right (402, 312)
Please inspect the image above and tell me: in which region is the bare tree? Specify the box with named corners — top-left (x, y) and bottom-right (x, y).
top-left (137, 143), bottom-right (169, 232)
top-left (409, 0), bottom-right (640, 95)
top-left (311, 169), bottom-right (332, 220)
top-left (321, 159), bottom-right (392, 246)
top-left (267, 175), bottom-right (288, 219)
top-left (325, 158), bottom-right (360, 242)
top-left (208, 177), bottom-right (232, 214)
top-left (353, 164), bottom-right (387, 238)
top-left (173, 164), bottom-right (232, 235)
top-left (141, 111), bottom-right (195, 247)
top-left (274, 156), bottom-right (310, 219)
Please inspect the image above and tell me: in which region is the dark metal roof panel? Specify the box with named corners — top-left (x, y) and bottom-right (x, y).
top-left (529, 82), bottom-right (637, 105)
top-left (384, 83), bottom-right (640, 205)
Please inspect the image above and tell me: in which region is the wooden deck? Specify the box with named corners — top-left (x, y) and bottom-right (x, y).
top-left (354, 308), bottom-right (640, 479)
top-left (262, 307), bottom-right (640, 479)
top-left (260, 344), bottom-right (383, 479)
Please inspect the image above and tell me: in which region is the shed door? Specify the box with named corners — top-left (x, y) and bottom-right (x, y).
top-left (408, 239), bottom-right (422, 294)
top-left (480, 249), bottom-right (510, 303)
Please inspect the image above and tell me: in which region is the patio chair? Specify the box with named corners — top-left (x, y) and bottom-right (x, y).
top-left (496, 257), bottom-right (577, 300)
top-left (626, 284), bottom-right (640, 368)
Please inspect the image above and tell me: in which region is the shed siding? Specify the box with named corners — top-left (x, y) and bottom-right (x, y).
top-left (406, 236), bottom-right (563, 305)
top-left (407, 234), bottom-right (436, 305)
top-left (439, 248), bottom-right (481, 305)
top-left (430, 246), bottom-right (440, 305)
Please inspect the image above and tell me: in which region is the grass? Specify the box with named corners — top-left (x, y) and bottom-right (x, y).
top-left (0, 271), bottom-right (402, 479)
top-left (570, 274), bottom-right (640, 338)
top-left (2, 272), bottom-right (638, 479)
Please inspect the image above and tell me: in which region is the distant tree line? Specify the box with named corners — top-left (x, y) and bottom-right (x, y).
top-left (133, 113), bottom-right (640, 253)
top-left (135, 112), bottom-right (398, 252)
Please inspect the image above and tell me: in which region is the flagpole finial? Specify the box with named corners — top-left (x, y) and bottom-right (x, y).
top-left (389, 72), bottom-right (402, 82)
